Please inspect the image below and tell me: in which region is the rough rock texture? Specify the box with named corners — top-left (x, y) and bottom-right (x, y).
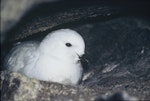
top-left (1, 71), bottom-right (137, 101)
top-left (2, 0), bottom-right (150, 43)
top-left (1, 0), bottom-right (150, 101)
top-left (74, 17), bottom-right (150, 100)
top-left (1, 0), bottom-right (58, 42)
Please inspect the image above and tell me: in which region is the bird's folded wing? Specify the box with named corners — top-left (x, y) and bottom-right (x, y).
top-left (5, 42), bottom-right (39, 72)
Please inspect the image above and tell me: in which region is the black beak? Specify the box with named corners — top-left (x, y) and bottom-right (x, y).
top-left (79, 54), bottom-right (89, 70)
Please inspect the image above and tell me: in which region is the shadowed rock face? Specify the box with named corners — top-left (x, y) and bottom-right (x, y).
top-left (74, 17), bottom-right (150, 100)
top-left (1, 0), bottom-right (150, 101)
top-left (74, 17), bottom-right (150, 85)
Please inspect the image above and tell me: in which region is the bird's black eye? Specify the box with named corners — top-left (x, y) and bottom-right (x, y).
top-left (65, 43), bottom-right (72, 47)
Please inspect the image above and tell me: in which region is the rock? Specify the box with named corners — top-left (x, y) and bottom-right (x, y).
top-left (75, 17), bottom-right (150, 100)
top-left (1, 0), bottom-right (57, 42)
top-left (1, 71), bottom-right (138, 101)
top-left (0, 71), bottom-right (96, 101)
top-left (2, 0), bottom-right (150, 43)
top-left (95, 91), bottom-right (138, 101)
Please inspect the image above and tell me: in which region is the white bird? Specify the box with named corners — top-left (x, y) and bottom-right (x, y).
top-left (5, 29), bottom-right (87, 85)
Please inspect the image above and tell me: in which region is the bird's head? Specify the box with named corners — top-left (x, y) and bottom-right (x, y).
top-left (39, 29), bottom-right (87, 64)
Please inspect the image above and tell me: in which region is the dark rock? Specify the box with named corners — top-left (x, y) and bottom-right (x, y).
top-left (95, 91), bottom-right (137, 101)
top-left (75, 17), bottom-right (150, 100)
top-left (1, 0), bottom-right (57, 42)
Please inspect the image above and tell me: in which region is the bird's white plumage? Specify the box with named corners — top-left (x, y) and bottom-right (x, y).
top-left (5, 29), bottom-right (85, 85)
